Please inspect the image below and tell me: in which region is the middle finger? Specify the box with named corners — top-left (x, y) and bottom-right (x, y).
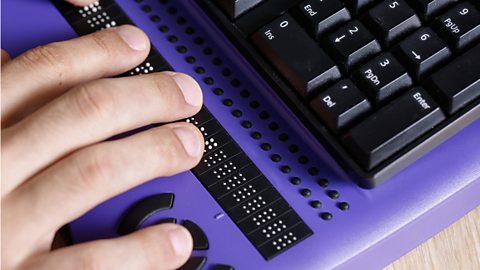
top-left (2, 72), bottom-right (202, 195)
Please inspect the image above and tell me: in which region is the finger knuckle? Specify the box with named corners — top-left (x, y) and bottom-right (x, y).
top-left (71, 83), bottom-right (115, 122)
top-left (20, 43), bottom-right (69, 79)
top-left (89, 31), bottom-right (114, 60)
top-left (151, 130), bottom-right (184, 173)
top-left (151, 74), bottom-right (180, 104)
top-left (69, 149), bottom-right (112, 194)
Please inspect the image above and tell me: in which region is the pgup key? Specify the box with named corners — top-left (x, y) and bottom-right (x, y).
top-left (251, 14), bottom-right (341, 98)
top-left (433, 2), bottom-right (480, 52)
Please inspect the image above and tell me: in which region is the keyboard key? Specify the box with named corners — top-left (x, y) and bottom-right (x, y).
top-left (426, 44), bottom-right (480, 114)
top-left (408, 0), bottom-right (458, 21)
top-left (342, 87), bottom-right (445, 169)
top-left (294, 0), bottom-right (351, 38)
top-left (325, 20), bottom-right (381, 73)
top-left (395, 27), bottom-right (451, 80)
top-left (310, 79), bottom-right (371, 132)
top-left (234, 0), bottom-right (303, 35)
top-left (252, 14), bottom-right (341, 98)
top-left (433, 2), bottom-right (480, 51)
top-left (344, 0), bottom-right (377, 15)
top-left (364, 0), bottom-right (421, 47)
top-left (352, 53), bottom-right (412, 104)
top-left (215, 0), bottom-right (264, 19)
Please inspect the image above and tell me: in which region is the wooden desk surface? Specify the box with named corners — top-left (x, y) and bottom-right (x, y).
top-left (385, 207), bottom-right (480, 270)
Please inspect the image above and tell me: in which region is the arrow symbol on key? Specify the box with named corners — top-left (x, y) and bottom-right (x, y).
top-left (412, 51), bottom-right (421, 60)
top-left (335, 35), bottom-right (345, 43)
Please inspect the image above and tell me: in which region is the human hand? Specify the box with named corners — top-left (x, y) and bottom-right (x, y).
top-left (1, 23), bottom-right (204, 269)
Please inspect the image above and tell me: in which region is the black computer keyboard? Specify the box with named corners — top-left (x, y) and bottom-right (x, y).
top-left (197, 0), bottom-right (480, 188)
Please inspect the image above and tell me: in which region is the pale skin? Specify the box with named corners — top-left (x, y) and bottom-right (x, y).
top-left (1, 1), bottom-right (206, 269)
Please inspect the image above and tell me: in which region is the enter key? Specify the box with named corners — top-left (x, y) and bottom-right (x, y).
top-left (342, 87), bottom-right (445, 170)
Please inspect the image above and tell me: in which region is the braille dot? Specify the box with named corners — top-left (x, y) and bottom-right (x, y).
top-left (185, 27), bottom-right (195, 34)
top-left (280, 166), bottom-right (291, 174)
top-left (149, 15), bottom-right (160, 22)
top-left (269, 122), bottom-right (279, 131)
top-left (338, 202), bottom-right (350, 211)
top-left (134, 0), bottom-right (142, 3)
top-left (290, 177), bottom-right (301, 185)
top-left (231, 79), bottom-right (241, 87)
top-left (327, 190), bottom-right (339, 199)
top-left (298, 188), bottom-right (311, 197)
top-left (241, 121), bottom-right (252, 128)
top-left (259, 111), bottom-right (269, 120)
top-left (222, 68), bottom-right (232, 76)
top-left (193, 37), bottom-right (204, 45)
top-left (167, 35), bottom-right (178, 42)
top-left (298, 156), bottom-right (309, 164)
top-left (320, 212), bottom-right (333, 220)
top-left (240, 89), bottom-right (250, 97)
top-left (158, 25), bottom-right (169, 33)
top-left (288, 144), bottom-right (299, 153)
top-left (308, 167), bottom-right (319, 176)
top-left (250, 100), bottom-right (260, 109)
top-left (141, 5), bottom-right (152, 12)
top-left (251, 132), bottom-right (262, 140)
top-left (213, 88), bottom-right (223, 95)
top-left (261, 143), bottom-right (271, 151)
top-left (203, 47), bottom-right (213, 55)
top-left (159, 0), bottom-right (168, 4)
top-left (212, 57), bottom-right (222, 65)
top-left (232, 110), bottom-right (242, 117)
top-left (223, 99), bottom-right (233, 106)
top-left (278, 133), bottom-right (289, 141)
top-left (176, 46), bottom-right (187, 53)
top-left (270, 154), bottom-right (281, 162)
top-left (194, 66), bottom-right (205, 74)
top-left (203, 77), bottom-right (214, 85)
top-left (176, 16), bottom-right (186, 24)
top-left (185, 56), bottom-right (196, 63)
top-left (167, 7), bottom-right (177, 14)
top-left (317, 178), bottom-right (329, 188)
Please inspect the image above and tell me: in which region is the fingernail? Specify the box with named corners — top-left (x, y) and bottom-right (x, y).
top-left (172, 127), bottom-right (202, 158)
top-left (168, 227), bottom-right (192, 257)
top-left (171, 73), bottom-right (203, 107)
top-left (115, 25), bottom-right (148, 51)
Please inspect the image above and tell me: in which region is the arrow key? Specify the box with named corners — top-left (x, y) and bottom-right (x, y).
top-left (394, 27), bottom-right (451, 80)
top-left (325, 20), bottom-right (381, 73)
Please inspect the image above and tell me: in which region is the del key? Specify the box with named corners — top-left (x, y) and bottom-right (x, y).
top-left (252, 14), bottom-right (341, 98)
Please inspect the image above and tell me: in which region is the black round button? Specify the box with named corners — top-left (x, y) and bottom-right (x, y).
top-left (310, 200), bottom-right (321, 208)
top-left (327, 190), bottom-right (340, 199)
top-left (317, 178), bottom-right (329, 188)
top-left (300, 188), bottom-right (312, 197)
top-left (261, 143), bottom-right (271, 151)
top-left (280, 165), bottom-right (291, 173)
top-left (338, 202), bottom-right (350, 211)
top-left (270, 154), bottom-right (281, 162)
top-left (290, 177), bottom-right (301, 185)
top-left (320, 212), bottom-right (333, 220)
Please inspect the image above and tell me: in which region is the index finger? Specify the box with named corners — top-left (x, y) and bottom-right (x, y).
top-left (1, 25), bottom-right (150, 127)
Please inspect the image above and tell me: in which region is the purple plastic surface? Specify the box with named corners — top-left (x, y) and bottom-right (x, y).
top-left (2, 1), bottom-right (479, 269)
